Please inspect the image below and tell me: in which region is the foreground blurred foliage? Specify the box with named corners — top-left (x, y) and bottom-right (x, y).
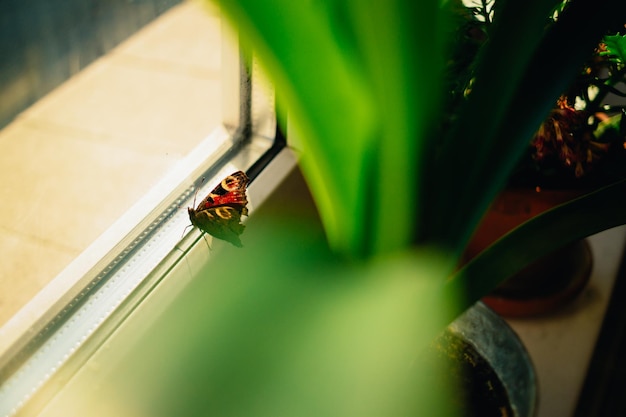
top-left (105, 173), bottom-right (626, 416)
top-left (109, 187), bottom-right (462, 416)
top-left (106, 0), bottom-right (626, 415)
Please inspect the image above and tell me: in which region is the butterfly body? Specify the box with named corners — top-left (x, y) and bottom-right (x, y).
top-left (187, 171), bottom-right (249, 247)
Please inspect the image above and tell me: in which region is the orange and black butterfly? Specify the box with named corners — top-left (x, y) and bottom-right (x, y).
top-left (187, 171), bottom-right (249, 247)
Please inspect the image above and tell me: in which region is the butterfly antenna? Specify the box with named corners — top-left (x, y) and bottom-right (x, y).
top-left (191, 184), bottom-right (200, 208)
top-left (182, 177), bottom-right (204, 239)
top-left (190, 176), bottom-right (207, 208)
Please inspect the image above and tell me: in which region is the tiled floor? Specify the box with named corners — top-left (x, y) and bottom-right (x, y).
top-left (0, 1), bottom-right (223, 327)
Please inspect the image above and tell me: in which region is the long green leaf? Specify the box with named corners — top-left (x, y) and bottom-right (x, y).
top-left (448, 179), bottom-right (626, 309)
top-left (421, 0), bottom-right (561, 249)
top-left (218, 0), bottom-right (377, 257)
top-left (346, 1), bottom-right (448, 255)
top-left (105, 211), bottom-right (462, 417)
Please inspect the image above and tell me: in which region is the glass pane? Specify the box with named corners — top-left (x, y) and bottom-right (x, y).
top-left (0, 1), bottom-right (225, 330)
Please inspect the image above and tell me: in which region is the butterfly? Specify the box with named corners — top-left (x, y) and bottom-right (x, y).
top-left (187, 171), bottom-right (250, 247)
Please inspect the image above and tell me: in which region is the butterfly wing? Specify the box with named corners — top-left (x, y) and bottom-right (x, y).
top-left (188, 205), bottom-right (248, 247)
top-left (188, 171), bottom-right (250, 246)
top-left (194, 171), bottom-right (249, 211)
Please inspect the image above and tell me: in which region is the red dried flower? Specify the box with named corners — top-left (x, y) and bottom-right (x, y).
top-left (531, 96), bottom-right (610, 177)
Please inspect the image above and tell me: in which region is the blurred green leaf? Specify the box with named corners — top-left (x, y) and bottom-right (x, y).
top-left (218, 0), bottom-right (377, 257)
top-left (112, 212), bottom-right (461, 417)
top-left (217, 1), bottom-right (450, 257)
top-left (345, 1), bottom-right (449, 254)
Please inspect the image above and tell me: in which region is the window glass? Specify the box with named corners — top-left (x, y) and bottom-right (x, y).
top-left (0, 1), bottom-right (225, 330)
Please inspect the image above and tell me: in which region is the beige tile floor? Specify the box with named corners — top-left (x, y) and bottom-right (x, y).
top-left (0, 1), bottom-right (223, 328)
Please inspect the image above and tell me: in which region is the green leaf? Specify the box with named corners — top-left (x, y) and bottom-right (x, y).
top-left (217, 1), bottom-right (454, 257)
top-left (345, 1), bottom-right (449, 254)
top-left (603, 34), bottom-right (626, 64)
top-left (218, 0), bottom-right (378, 257)
top-left (448, 179), bottom-right (626, 307)
top-left (107, 213), bottom-right (462, 417)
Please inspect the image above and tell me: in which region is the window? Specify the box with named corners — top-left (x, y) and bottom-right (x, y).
top-left (0, 2), bottom-right (291, 415)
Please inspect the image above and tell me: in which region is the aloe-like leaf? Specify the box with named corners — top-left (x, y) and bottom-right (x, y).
top-left (421, 0), bottom-right (562, 246)
top-left (218, 0), bottom-right (378, 257)
top-left (422, 0), bottom-right (626, 256)
top-left (217, 0), bottom-right (452, 257)
top-left (106, 212), bottom-right (462, 417)
top-left (448, 179), bottom-right (626, 309)
top-left (345, 1), bottom-right (449, 255)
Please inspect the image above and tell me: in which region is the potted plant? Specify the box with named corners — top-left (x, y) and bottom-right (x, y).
top-left (457, 2), bottom-right (626, 315)
top-left (93, 0), bottom-right (626, 416)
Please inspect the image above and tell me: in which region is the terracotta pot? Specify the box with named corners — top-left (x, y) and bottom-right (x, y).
top-left (465, 188), bottom-right (593, 317)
